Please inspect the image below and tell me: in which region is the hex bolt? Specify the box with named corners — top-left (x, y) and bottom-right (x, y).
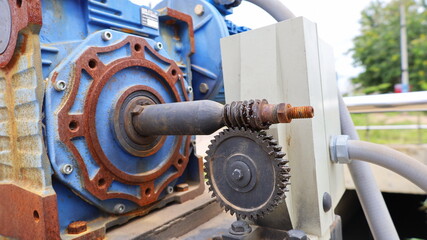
top-left (287, 229), bottom-right (308, 240)
top-left (199, 82), bottom-right (209, 94)
top-left (187, 86), bottom-right (193, 94)
top-left (54, 80), bottom-right (67, 91)
top-left (275, 104), bottom-right (314, 123)
top-left (194, 4), bottom-right (205, 16)
top-left (166, 186), bottom-right (174, 194)
top-left (101, 31), bottom-right (113, 41)
top-left (229, 220), bottom-right (251, 235)
top-left (61, 164), bottom-right (74, 175)
top-left (176, 183), bottom-right (189, 192)
top-left (113, 204), bottom-right (126, 214)
top-left (67, 221), bottom-right (87, 234)
top-left (154, 42), bottom-right (163, 51)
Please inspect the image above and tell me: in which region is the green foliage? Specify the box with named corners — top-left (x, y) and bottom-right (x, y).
top-left (350, 0), bottom-right (427, 94)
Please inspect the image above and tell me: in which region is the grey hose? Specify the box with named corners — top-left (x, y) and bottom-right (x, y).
top-left (347, 140), bottom-right (427, 193)
top-left (339, 97), bottom-right (399, 240)
top-left (246, 0), bottom-right (296, 21)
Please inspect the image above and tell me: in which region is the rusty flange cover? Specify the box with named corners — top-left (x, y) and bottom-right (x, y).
top-left (0, 0), bottom-right (42, 68)
top-left (50, 33), bottom-right (191, 210)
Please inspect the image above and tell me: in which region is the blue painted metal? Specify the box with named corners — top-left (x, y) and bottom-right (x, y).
top-left (39, 0), bottom-right (249, 234)
top-left (155, 0), bottom-right (230, 101)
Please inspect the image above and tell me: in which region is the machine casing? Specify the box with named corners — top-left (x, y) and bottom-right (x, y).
top-left (221, 17), bottom-right (345, 239)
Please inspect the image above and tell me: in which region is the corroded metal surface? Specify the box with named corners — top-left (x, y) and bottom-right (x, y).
top-left (0, 0), bottom-right (42, 67)
top-left (55, 35), bottom-right (191, 206)
top-left (0, 184), bottom-right (60, 240)
top-left (0, 12), bottom-right (56, 238)
top-left (0, 25), bottom-right (50, 188)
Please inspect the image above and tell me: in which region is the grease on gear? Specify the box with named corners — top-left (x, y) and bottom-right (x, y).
top-left (204, 128), bottom-right (290, 220)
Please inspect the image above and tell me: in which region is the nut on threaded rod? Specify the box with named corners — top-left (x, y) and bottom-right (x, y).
top-left (224, 99), bottom-right (314, 131)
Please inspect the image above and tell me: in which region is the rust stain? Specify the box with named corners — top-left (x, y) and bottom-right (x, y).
top-left (56, 36), bottom-right (193, 206)
top-left (0, 0), bottom-right (42, 68)
top-left (0, 184), bottom-right (60, 240)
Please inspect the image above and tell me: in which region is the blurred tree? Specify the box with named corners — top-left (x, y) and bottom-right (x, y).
top-left (350, 0), bottom-right (427, 94)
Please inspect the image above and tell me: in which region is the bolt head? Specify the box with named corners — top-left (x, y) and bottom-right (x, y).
top-left (199, 83), bottom-right (209, 94)
top-left (154, 42), bottom-right (163, 51)
top-left (194, 4), bottom-right (205, 16)
top-left (101, 31), bottom-right (113, 41)
top-left (287, 229), bottom-right (308, 240)
top-left (67, 221), bottom-right (87, 234)
top-left (276, 103), bottom-right (291, 123)
top-left (61, 164), bottom-right (74, 175)
top-left (54, 80), bottom-right (67, 91)
top-left (166, 186), bottom-right (174, 194)
top-left (113, 204), bottom-right (126, 214)
top-left (187, 86), bottom-right (193, 94)
top-left (229, 220), bottom-right (251, 235)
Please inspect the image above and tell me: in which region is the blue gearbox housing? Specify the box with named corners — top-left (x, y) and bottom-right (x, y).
top-left (35, 0), bottom-right (251, 236)
top-left (40, 0), bottom-right (210, 234)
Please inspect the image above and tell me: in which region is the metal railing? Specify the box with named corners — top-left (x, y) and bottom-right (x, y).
top-left (343, 91), bottom-right (427, 144)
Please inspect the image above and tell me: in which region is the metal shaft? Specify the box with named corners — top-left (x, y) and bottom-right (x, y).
top-left (132, 99), bottom-right (314, 136)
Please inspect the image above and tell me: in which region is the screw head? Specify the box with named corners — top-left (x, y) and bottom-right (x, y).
top-left (54, 80), bottom-right (67, 91)
top-left (61, 164), bottom-right (74, 175)
top-left (113, 204), bottom-right (126, 214)
top-left (187, 86), bottom-right (193, 94)
top-left (199, 82), bottom-right (209, 94)
top-left (229, 220), bottom-right (251, 235)
top-left (67, 221), bottom-right (87, 234)
top-left (101, 31), bottom-right (113, 41)
top-left (154, 42), bottom-right (163, 51)
top-left (194, 4), bottom-right (205, 16)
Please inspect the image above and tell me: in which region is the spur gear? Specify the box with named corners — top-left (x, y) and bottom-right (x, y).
top-left (205, 128), bottom-right (290, 220)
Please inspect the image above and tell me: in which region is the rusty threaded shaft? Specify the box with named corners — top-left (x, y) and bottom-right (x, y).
top-left (133, 99), bottom-right (315, 136)
top-left (287, 106), bottom-right (314, 119)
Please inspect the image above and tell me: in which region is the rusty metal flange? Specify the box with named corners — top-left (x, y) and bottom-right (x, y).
top-left (0, 0), bottom-right (42, 68)
top-left (46, 31), bottom-right (191, 213)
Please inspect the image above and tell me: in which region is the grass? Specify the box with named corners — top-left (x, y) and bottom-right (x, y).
top-left (351, 112), bottom-right (427, 144)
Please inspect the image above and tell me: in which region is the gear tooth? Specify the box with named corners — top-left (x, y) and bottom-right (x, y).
top-left (264, 135), bottom-right (273, 140)
top-left (211, 193), bottom-right (216, 198)
top-left (275, 151), bottom-right (286, 158)
top-left (205, 127), bottom-right (289, 220)
top-left (273, 145), bottom-right (282, 151)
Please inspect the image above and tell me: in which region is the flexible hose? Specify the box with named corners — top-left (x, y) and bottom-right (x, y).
top-left (245, 0), bottom-right (295, 21)
top-left (339, 97), bottom-right (399, 240)
top-left (347, 140), bottom-right (427, 193)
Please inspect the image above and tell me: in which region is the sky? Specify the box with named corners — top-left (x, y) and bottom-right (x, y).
top-left (134, 0), bottom-right (386, 94)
